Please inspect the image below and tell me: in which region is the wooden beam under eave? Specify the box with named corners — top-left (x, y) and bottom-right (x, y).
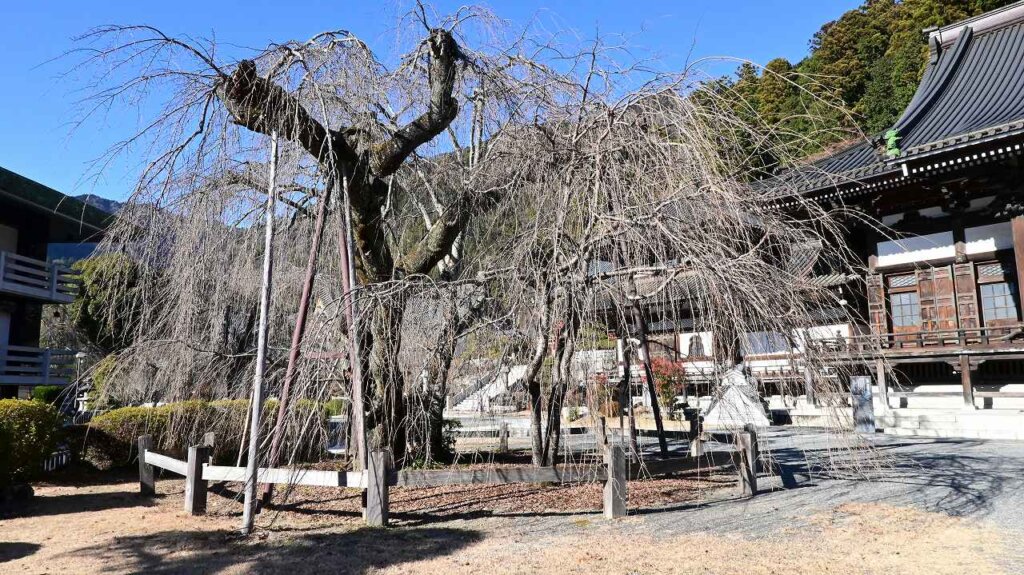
top-left (1013, 216), bottom-right (1024, 316)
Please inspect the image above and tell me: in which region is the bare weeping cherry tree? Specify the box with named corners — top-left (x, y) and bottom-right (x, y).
top-left (74, 5), bottom-right (588, 468)
top-left (457, 49), bottom-right (878, 467)
top-left (75, 3), bottom-right (881, 483)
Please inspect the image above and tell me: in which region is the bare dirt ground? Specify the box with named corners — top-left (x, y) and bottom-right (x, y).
top-left (3, 430), bottom-right (1022, 574)
top-left (0, 473), bottom-right (1011, 574)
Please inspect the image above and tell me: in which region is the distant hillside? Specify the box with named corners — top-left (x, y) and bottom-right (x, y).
top-left (46, 195), bottom-right (122, 264)
top-left (704, 0), bottom-right (1016, 174)
top-left (74, 194), bottom-right (124, 215)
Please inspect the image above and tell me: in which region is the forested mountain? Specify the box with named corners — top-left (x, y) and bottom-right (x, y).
top-left (708, 0), bottom-right (1015, 173)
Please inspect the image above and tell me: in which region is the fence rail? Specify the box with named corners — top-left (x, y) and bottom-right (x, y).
top-left (0, 251), bottom-right (79, 303)
top-left (137, 427), bottom-right (758, 525)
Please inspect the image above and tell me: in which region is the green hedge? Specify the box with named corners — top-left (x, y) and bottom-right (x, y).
top-left (80, 399), bottom-right (330, 469)
top-left (0, 399), bottom-right (62, 488)
top-left (31, 385), bottom-right (65, 405)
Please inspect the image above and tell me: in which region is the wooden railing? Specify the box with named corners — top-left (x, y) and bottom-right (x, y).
top-left (0, 346), bottom-right (76, 385)
top-left (0, 251), bottom-right (80, 303)
top-left (807, 324), bottom-right (1024, 357)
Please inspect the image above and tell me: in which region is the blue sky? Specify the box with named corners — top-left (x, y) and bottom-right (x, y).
top-left (0, 1), bottom-right (860, 202)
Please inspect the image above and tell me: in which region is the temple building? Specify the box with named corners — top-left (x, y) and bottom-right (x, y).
top-left (0, 166), bottom-right (110, 398)
top-left (605, 2), bottom-right (1024, 437)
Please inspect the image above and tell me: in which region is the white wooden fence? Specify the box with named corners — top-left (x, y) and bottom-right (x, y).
top-left (136, 427), bottom-right (759, 526)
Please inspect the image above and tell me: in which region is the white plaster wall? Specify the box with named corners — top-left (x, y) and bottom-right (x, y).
top-left (877, 231), bottom-right (954, 268)
top-left (964, 221), bottom-right (1013, 254)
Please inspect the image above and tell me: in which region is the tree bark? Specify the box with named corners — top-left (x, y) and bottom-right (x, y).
top-left (632, 303), bottom-right (669, 456)
top-left (523, 287), bottom-right (553, 467)
top-left (212, 29), bottom-right (466, 468)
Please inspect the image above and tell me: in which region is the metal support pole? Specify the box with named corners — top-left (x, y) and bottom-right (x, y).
top-left (241, 131), bottom-right (279, 535)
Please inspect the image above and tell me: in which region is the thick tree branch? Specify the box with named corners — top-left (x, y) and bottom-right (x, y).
top-left (217, 60), bottom-right (358, 166)
top-left (370, 29), bottom-right (461, 176)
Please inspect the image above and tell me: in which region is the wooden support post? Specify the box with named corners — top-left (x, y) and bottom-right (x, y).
top-left (498, 422), bottom-right (509, 454)
top-left (689, 415), bottom-right (704, 457)
top-left (1012, 216), bottom-right (1024, 312)
top-left (959, 354), bottom-right (976, 409)
top-left (736, 431), bottom-right (757, 496)
top-left (803, 365), bottom-right (817, 406)
top-left (875, 358), bottom-right (889, 411)
top-left (598, 416), bottom-right (608, 446)
top-left (138, 435), bottom-right (155, 496)
top-left (365, 450), bottom-right (390, 527)
top-left (184, 445), bottom-right (210, 515)
top-left (742, 424), bottom-right (760, 474)
top-left (603, 444), bottom-right (626, 519)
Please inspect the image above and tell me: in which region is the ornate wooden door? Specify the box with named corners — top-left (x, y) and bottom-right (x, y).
top-left (954, 262), bottom-right (980, 343)
top-left (917, 266), bottom-right (958, 344)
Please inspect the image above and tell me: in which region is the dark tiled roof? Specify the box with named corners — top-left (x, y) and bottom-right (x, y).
top-left (593, 241), bottom-right (855, 312)
top-left (0, 166), bottom-right (112, 235)
top-left (768, 1), bottom-right (1024, 195)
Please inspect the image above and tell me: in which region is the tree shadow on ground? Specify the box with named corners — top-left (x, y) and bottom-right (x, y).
top-left (62, 526), bottom-right (483, 574)
top-left (0, 542), bottom-right (41, 563)
top-left (765, 435), bottom-right (1021, 518)
top-left (1, 489), bottom-right (155, 519)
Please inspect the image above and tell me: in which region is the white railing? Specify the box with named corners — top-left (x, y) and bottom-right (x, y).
top-left (0, 251), bottom-right (80, 303)
top-left (0, 346), bottom-right (76, 385)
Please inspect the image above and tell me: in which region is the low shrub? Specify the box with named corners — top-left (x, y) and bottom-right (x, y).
top-left (31, 385), bottom-right (65, 406)
top-left (0, 399), bottom-right (62, 487)
top-left (83, 398), bottom-right (333, 468)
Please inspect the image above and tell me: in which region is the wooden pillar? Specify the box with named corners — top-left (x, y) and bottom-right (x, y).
top-left (1012, 216), bottom-right (1024, 311)
top-left (497, 422), bottom-right (509, 454)
top-left (803, 364), bottom-right (817, 406)
top-left (184, 445), bottom-right (210, 515)
top-left (365, 450), bottom-right (390, 527)
top-left (603, 444), bottom-right (627, 519)
top-left (875, 358), bottom-right (890, 411)
top-left (137, 435), bottom-right (155, 496)
top-left (959, 354), bottom-right (976, 409)
top-left (736, 431), bottom-right (758, 496)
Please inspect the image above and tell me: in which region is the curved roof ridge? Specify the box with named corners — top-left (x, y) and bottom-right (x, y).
top-left (932, 0), bottom-right (1024, 46)
top-left (887, 26), bottom-right (974, 153)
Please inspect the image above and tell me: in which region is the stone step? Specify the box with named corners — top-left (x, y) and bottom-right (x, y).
top-left (884, 427), bottom-right (1024, 440)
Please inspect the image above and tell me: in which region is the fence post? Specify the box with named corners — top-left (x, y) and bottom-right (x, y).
top-left (603, 444), bottom-right (626, 519)
top-left (184, 445), bottom-right (210, 515)
top-left (365, 450), bottom-right (390, 527)
top-left (498, 422), bottom-right (509, 454)
top-left (689, 415), bottom-right (704, 457)
top-left (138, 435), bottom-right (155, 496)
top-left (742, 424), bottom-right (760, 474)
top-left (735, 431), bottom-right (758, 496)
